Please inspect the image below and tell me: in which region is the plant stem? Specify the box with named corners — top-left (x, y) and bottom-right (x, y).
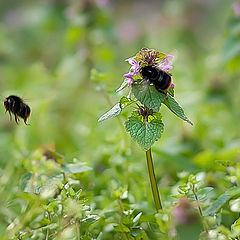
top-left (117, 198), bottom-right (129, 240)
top-left (192, 184), bottom-right (209, 237)
top-left (45, 211), bottom-right (51, 240)
top-left (76, 220), bottom-right (80, 240)
top-left (146, 148), bottom-right (162, 211)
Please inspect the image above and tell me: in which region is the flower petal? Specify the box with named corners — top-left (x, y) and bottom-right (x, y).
top-left (158, 54), bottom-right (174, 72)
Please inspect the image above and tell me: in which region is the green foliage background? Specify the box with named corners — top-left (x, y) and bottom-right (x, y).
top-left (0, 0), bottom-right (240, 239)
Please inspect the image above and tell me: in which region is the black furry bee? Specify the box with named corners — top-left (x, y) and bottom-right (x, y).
top-left (4, 95), bottom-right (31, 125)
top-left (141, 65), bottom-right (172, 92)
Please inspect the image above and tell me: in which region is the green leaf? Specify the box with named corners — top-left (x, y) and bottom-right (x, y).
top-left (163, 95), bottom-right (193, 125)
top-left (120, 96), bottom-right (134, 109)
top-left (131, 227), bottom-right (143, 237)
top-left (116, 78), bottom-right (129, 92)
top-left (203, 187), bottom-right (240, 216)
top-left (125, 116), bottom-right (164, 150)
top-left (133, 212), bottom-right (142, 224)
top-left (69, 187), bottom-right (76, 197)
top-left (98, 103), bottom-right (121, 122)
top-left (187, 187), bottom-right (214, 200)
top-left (43, 150), bottom-right (64, 164)
top-left (232, 217), bottom-right (240, 234)
top-left (98, 97), bottom-right (134, 122)
top-left (39, 218), bottom-right (51, 227)
top-left (168, 86), bottom-right (174, 97)
top-left (132, 82), bottom-right (166, 112)
top-left (19, 172), bottom-right (32, 192)
top-left (90, 68), bottom-right (106, 83)
top-left (62, 163), bottom-right (92, 174)
top-left (114, 223), bottom-right (130, 233)
top-left (82, 215), bottom-right (100, 224)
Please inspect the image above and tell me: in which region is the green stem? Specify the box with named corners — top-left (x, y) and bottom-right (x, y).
top-left (192, 184), bottom-right (209, 237)
top-left (76, 220), bottom-right (80, 240)
top-left (146, 148), bottom-right (162, 211)
top-left (117, 198), bottom-right (129, 240)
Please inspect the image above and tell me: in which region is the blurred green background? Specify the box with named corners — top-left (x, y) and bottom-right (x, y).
top-left (0, 0), bottom-right (240, 239)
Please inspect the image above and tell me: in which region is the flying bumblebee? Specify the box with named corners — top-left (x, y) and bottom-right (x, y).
top-left (4, 95), bottom-right (31, 125)
top-left (141, 65), bottom-right (172, 92)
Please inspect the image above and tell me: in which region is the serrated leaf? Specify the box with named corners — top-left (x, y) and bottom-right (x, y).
top-left (203, 187), bottom-right (240, 216)
top-left (163, 95), bottom-right (193, 125)
top-left (125, 116), bottom-right (164, 150)
top-left (132, 82), bottom-right (166, 112)
top-left (98, 103), bottom-right (121, 122)
top-left (62, 163), bottom-right (92, 174)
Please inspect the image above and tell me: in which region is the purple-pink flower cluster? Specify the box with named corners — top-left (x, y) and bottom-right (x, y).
top-left (122, 48), bottom-right (174, 88)
top-left (123, 58), bottom-right (141, 87)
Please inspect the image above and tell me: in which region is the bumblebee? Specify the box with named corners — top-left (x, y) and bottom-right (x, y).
top-left (141, 65), bottom-right (172, 92)
top-left (4, 95), bottom-right (31, 125)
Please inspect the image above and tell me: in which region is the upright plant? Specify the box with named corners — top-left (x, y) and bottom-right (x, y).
top-left (98, 48), bottom-right (192, 211)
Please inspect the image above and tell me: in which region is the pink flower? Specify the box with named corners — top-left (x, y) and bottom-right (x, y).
top-left (123, 73), bottom-right (135, 87)
top-left (122, 57), bottom-right (141, 87)
top-left (125, 57), bottom-right (140, 75)
top-left (233, 2), bottom-right (240, 18)
top-left (158, 54), bottom-right (174, 72)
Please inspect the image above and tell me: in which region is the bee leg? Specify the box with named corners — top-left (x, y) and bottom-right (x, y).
top-left (8, 111), bottom-right (12, 121)
top-left (23, 118), bottom-right (30, 125)
top-left (14, 114), bottom-right (19, 124)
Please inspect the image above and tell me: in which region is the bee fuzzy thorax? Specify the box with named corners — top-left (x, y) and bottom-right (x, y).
top-left (140, 65), bottom-right (172, 92)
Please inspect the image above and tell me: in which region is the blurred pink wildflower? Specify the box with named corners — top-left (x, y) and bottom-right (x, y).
top-left (233, 2), bottom-right (240, 18)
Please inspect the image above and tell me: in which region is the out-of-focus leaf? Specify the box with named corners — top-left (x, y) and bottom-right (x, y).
top-left (133, 212), bottom-right (142, 224)
top-left (131, 227), bottom-right (143, 237)
top-left (232, 217), bottom-right (240, 235)
top-left (229, 199), bottom-right (240, 212)
top-left (114, 223), bottom-right (130, 232)
top-left (187, 187), bottom-right (214, 200)
top-left (62, 163), bottom-right (92, 174)
top-left (90, 68), bottom-right (107, 83)
top-left (82, 215), bottom-right (100, 224)
top-left (43, 150), bottom-right (64, 164)
top-left (204, 187), bottom-right (240, 216)
top-left (19, 172), bottom-right (32, 192)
